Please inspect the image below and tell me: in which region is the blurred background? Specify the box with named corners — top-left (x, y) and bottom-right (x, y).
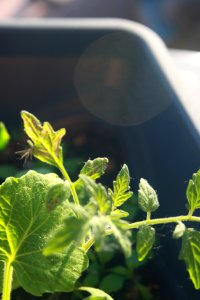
top-left (0, 0), bottom-right (200, 50)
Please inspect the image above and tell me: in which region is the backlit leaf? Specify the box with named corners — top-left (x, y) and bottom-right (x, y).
top-left (0, 171), bottom-right (88, 296)
top-left (80, 175), bottom-right (112, 214)
top-left (136, 225), bottom-right (155, 261)
top-left (0, 122), bottom-right (10, 151)
top-left (44, 206), bottom-right (90, 255)
top-left (179, 229), bottom-right (200, 289)
top-left (111, 164), bottom-right (133, 207)
top-left (186, 170), bottom-right (200, 214)
top-left (80, 158), bottom-right (109, 180)
top-left (21, 111), bottom-right (66, 166)
top-left (138, 179), bottom-right (159, 213)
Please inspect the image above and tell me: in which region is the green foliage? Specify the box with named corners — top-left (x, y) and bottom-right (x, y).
top-left (79, 287), bottom-right (114, 300)
top-left (0, 122), bottom-right (10, 151)
top-left (179, 229), bottom-right (200, 289)
top-left (136, 225), bottom-right (155, 261)
top-left (46, 181), bottom-right (71, 211)
top-left (0, 171), bottom-right (88, 296)
top-left (187, 170), bottom-right (200, 215)
top-left (80, 175), bottom-right (112, 215)
top-left (138, 179), bottom-right (159, 213)
top-left (110, 164), bottom-right (133, 207)
top-left (1, 111), bottom-right (200, 300)
top-left (80, 158), bottom-right (109, 180)
top-left (21, 111), bottom-right (66, 167)
top-left (99, 273), bottom-right (125, 293)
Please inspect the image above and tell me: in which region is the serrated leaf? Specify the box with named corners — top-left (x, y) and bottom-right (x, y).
top-left (136, 225), bottom-right (155, 261)
top-left (111, 164), bottom-right (133, 207)
top-left (179, 229), bottom-right (200, 289)
top-left (186, 170), bottom-right (200, 214)
top-left (173, 222), bottom-right (186, 239)
top-left (0, 171), bottom-right (88, 296)
top-left (0, 122), bottom-right (10, 150)
top-left (79, 287), bottom-right (114, 300)
top-left (21, 111), bottom-right (66, 166)
top-left (138, 179), bottom-right (159, 213)
top-left (80, 175), bottom-right (112, 214)
top-left (80, 158), bottom-right (109, 180)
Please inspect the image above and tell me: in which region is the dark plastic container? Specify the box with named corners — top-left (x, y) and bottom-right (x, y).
top-left (0, 19), bottom-right (199, 299)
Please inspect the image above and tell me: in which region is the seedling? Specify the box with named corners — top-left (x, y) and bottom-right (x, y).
top-left (0, 111), bottom-right (200, 300)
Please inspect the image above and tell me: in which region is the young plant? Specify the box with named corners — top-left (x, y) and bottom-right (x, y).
top-left (0, 111), bottom-right (200, 300)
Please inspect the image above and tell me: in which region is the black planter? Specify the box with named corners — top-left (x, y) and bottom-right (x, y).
top-left (0, 19), bottom-right (199, 300)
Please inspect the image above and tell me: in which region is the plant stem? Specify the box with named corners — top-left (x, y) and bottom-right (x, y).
top-left (146, 211), bottom-right (151, 222)
top-left (56, 162), bottom-right (79, 206)
top-left (128, 215), bottom-right (200, 229)
top-left (83, 214), bottom-right (200, 252)
top-left (2, 260), bottom-right (13, 300)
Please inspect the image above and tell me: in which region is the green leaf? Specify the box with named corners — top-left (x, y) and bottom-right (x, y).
top-left (138, 179), bottom-right (159, 213)
top-left (108, 219), bottom-right (132, 257)
top-left (111, 164), bottom-right (133, 207)
top-left (0, 122), bottom-right (10, 151)
top-left (0, 171), bottom-right (88, 296)
top-left (79, 287), bottom-right (114, 300)
top-left (99, 273), bottom-right (125, 293)
top-left (179, 229), bottom-right (200, 289)
top-left (186, 170), bottom-right (200, 214)
top-left (46, 181), bottom-right (71, 211)
top-left (21, 111), bottom-right (66, 166)
top-left (136, 225), bottom-right (155, 261)
top-left (110, 209), bottom-right (129, 220)
top-left (80, 158), bottom-right (109, 180)
top-left (80, 175), bottom-right (112, 214)
top-left (173, 222), bottom-right (186, 239)
top-left (44, 206), bottom-right (90, 255)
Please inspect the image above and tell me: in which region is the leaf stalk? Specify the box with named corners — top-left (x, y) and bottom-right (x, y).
top-left (83, 214), bottom-right (200, 252)
top-left (2, 261), bottom-right (13, 300)
top-left (56, 162), bottom-right (79, 206)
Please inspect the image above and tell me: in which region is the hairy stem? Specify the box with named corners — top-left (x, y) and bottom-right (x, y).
top-left (83, 214), bottom-right (200, 252)
top-left (56, 162), bottom-right (79, 206)
top-left (2, 260), bottom-right (13, 300)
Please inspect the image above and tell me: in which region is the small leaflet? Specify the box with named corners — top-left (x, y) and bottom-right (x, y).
top-left (111, 164), bottom-right (133, 207)
top-left (80, 158), bottom-right (109, 180)
top-left (136, 225), bottom-right (155, 261)
top-left (138, 179), bottom-right (159, 213)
